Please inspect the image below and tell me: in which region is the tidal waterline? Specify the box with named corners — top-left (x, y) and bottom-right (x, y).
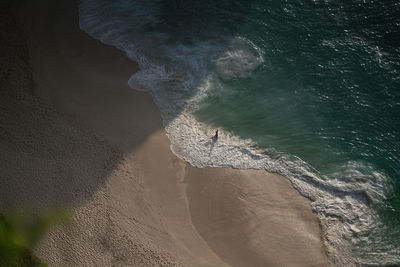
top-left (195, 0), bottom-right (400, 261)
top-left (80, 0), bottom-right (400, 264)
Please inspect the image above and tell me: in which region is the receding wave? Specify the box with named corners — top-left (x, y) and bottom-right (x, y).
top-left (79, 0), bottom-right (399, 265)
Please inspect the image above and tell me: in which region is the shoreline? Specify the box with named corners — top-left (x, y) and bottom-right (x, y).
top-left (2, 0), bottom-right (329, 265)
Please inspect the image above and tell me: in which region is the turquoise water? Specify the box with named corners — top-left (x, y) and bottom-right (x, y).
top-left (196, 0), bottom-right (400, 213)
top-left (195, 1), bottom-right (400, 261)
top-left (80, 0), bottom-right (400, 264)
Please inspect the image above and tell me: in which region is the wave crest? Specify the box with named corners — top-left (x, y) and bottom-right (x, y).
top-left (79, 0), bottom-right (394, 265)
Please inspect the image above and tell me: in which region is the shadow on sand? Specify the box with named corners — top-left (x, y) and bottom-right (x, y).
top-left (0, 0), bottom-right (256, 211)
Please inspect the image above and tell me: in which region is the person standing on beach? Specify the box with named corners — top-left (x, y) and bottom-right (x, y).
top-left (214, 130), bottom-right (218, 139)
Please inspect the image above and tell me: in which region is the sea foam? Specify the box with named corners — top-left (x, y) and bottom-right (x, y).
top-left (79, 0), bottom-right (392, 265)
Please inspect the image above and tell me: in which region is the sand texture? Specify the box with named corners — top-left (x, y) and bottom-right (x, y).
top-left (0, 0), bottom-right (329, 266)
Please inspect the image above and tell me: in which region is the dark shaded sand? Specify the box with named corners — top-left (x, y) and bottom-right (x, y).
top-left (0, 0), bottom-right (329, 265)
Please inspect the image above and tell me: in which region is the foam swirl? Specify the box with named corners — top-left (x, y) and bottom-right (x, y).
top-left (79, 1), bottom-right (396, 265)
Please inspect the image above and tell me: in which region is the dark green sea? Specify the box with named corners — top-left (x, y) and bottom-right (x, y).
top-left (80, 0), bottom-right (400, 264)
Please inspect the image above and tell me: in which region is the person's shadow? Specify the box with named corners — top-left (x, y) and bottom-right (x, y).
top-left (207, 136), bottom-right (218, 163)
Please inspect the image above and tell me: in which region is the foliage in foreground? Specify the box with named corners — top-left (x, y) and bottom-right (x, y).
top-left (0, 209), bottom-right (68, 267)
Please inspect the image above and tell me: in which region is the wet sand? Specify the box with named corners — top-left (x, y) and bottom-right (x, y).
top-left (0, 0), bottom-right (329, 265)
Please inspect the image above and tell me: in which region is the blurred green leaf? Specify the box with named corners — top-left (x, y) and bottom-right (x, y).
top-left (0, 208), bottom-right (69, 266)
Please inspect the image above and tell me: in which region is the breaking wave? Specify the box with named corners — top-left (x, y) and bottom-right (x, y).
top-left (79, 0), bottom-right (399, 265)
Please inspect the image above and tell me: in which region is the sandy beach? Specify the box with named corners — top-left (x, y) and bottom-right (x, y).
top-left (1, 0), bottom-right (329, 266)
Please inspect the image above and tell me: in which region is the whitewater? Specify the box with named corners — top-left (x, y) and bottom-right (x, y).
top-left (79, 0), bottom-right (400, 265)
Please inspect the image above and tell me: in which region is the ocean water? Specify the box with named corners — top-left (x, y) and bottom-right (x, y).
top-left (79, 0), bottom-right (400, 265)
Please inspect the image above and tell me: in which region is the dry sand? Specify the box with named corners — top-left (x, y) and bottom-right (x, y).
top-left (0, 0), bottom-right (329, 265)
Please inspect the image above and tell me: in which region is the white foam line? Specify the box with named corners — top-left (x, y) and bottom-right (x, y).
top-left (78, 1), bottom-right (395, 265)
